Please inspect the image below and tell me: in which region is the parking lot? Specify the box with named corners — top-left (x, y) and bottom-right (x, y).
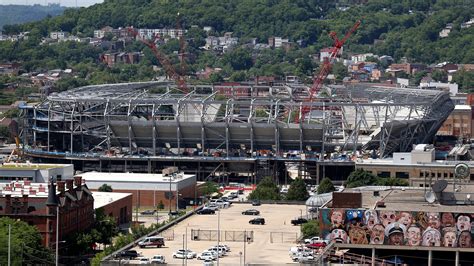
top-left (130, 203), bottom-right (305, 265)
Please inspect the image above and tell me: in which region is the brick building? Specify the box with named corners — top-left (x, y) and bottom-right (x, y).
top-left (437, 105), bottom-right (472, 140)
top-left (0, 176), bottom-right (94, 248)
top-left (80, 172), bottom-right (197, 210)
top-left (92, 191), bottom-right (133, 226)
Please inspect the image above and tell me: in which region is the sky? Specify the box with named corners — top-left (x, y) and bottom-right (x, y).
top-left (0, 0), bottom-right (104, 7)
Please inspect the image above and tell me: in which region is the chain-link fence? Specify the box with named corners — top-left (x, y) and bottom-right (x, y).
top-left (191, 229), bottom-right (254, 242)
top-left (269, 232), bottom-right (299, 243)
top-left (157, 229), bottom-right (174, 241)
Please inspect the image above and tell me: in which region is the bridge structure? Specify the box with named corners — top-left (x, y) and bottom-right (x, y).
top-left (19, 81), bottom-right (454, 183)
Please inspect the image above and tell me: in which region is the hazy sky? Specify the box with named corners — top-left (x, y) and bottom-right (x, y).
top-left (0, 0), bottom-right (104, 7)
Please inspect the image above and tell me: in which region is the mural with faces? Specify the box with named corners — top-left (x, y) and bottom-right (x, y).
top-left (319, 209), bottom-right (473, 248)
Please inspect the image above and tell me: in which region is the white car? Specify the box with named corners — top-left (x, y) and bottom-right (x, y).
top-left (150, 255), bottom-right (166, 264)
top-left (138, 257), bottom-right (151, 264)
top-left (203, 259), bottom-right (215, 266)
top-left (197, 251), bottom-right (217, 260)
top-left (215, 244), bottom-right (230, 252)
top-left (207, 247), bottom-right (226, 257)
top-left (304, 236), bottom-right (323, 244)
top-left (204, 204), bottom-right (219, 211)
top-left (173, 249), bottom-right (196, 259)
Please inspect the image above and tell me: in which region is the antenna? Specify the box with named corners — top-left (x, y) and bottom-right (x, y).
top-left (432, 180), bottom-right (448, 193)
top-left (425, 191), bottom-right (436, 204)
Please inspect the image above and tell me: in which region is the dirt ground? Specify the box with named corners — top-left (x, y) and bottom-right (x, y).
top-left (127, 203), bottom-right (306, 265)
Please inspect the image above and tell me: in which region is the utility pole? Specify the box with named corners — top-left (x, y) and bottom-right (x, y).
top-left (243, 230), bottom-right (246, 266)
top-left (8, 223), bottom-right (11, 266)
top-left (217, 210), bottom-right (220, 266)
top-left (56, 205), bottom-right (59, 266)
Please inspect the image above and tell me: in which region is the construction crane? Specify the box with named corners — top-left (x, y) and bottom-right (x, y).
top-left (127, 16), bottom-right (188, 93)
top-left (297, 20), bottom-right (361, 123)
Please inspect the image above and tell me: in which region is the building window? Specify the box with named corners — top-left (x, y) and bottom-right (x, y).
top-left (378, 171), bottom-right (391, 178)
top-left (444, 173), bottom-right (448, 178)
top-left (471, 174), bottom-right (474, 181)
top-left (419, 184), bottom-right (424, 187)
top-left (396, 172), bottom-right (409, 179)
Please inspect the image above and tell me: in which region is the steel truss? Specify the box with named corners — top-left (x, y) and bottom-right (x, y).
top-left (20, 82), bottom-right (454, 158)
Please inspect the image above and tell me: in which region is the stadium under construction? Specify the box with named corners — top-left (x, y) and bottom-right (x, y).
top-left (19, 81), bottom-right (454, 184)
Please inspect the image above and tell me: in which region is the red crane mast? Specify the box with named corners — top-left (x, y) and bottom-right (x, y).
top-left (298, 20), bottom-right (361, 123)
top-left (127, 23), bottom-right (188, 93)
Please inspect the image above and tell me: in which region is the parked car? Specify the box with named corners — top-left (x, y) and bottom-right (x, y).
top-left (304, 236), bottom-right (323, 244)
top-left (306, 242), bottom-right (327, 248)
top-left (138, 236), bottom-right (165, 248)
top-left (140, 209), bottom-right (156, 215)
top-left (215, 244), bottom-right (230, 252)
top-left (150, 255), bottom-right (166, 264)
top-left (308, 207), bottom-right (318, 213)
top-left (197, 208), bottom-right (216, 215)
top-left (138, 257), bottom-right (151, 264)
top-left (206, 247), bottom-right (226, 257)
top-left (251, 200), bottom-right (261, 206)
top-left (117, 250), bottom-right (140, 259)
top-left (249, 217), bottom-right (265, 225)
top-left (292, 253), bottom-right (314, 262)
top-left (197, 251), bottom-right (217, 260)
top-left (204, 204), bottom-right (219, 211)
top-left (242, 209), bottom-right (260, 215)
top-left (238, 189), bottom-right (244, 195)
top-left (203, 259), bottom-right (215, 266)
top-left (291, 218), bottom-right (308, 226)
top-left (173, 249), bottom-right (196, 259)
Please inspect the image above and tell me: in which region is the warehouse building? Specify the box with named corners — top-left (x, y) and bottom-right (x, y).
top-left (80, 170), bottom-right (197, 209)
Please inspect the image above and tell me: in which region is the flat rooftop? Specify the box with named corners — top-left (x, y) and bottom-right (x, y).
top-left (92, 191), bottom-right (132, 209)
top-left (0, 162), bottom-right (72, 170)
top-left (329, 186), bottom-right (474, 213)
top-left (357, 158), bottom-right (474, 167)
top-left (79, 171), bottom-right (194, 183)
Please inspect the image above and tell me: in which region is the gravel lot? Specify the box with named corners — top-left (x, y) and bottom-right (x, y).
top-left (128, 203), bottom-right (305, 265)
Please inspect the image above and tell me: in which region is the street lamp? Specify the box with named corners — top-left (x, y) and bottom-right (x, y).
top-left (217, 209), bottom-right (220, 266)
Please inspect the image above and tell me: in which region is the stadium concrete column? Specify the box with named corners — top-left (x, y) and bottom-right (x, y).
top-left (70, 107), bottom-right (75, 153)
top-left (152, 103), bottom-right (157, 156)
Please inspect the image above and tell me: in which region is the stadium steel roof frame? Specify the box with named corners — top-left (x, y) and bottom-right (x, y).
top-left (20, 81), bottom-right (454, 158)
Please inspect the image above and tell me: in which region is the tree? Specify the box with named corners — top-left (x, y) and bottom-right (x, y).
top-left (95, 209), bottom-right (118, 247)
top-left (98, 183), bottom-right (113, 192)
top-left (431, 69), bottom-right (448, 82)
top-left (248, 176), bottom-right (281, 200)
top-left (0, 217), bottom-right (54, 265)
top-left (376, 177), bottom-right (409, 186)
top-left (199, 181), bottom-right (219, 198)
top-left (301, 219), bottom-right (320, 238)
top-left (158, 200), bottom-right (165, 210)
top-left (286, 178), bottom-right (309, 201)
top-left (346, 169), bottom-right (378, 188)
top-left (317, 177), bottom-right (335, 194)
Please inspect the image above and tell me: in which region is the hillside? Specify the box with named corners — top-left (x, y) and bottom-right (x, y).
top-left (0, 4), bottom-right (66, 30)
top-left (0, 0), bottom-right (473, 91)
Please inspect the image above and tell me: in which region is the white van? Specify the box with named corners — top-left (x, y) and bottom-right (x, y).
top-left (138, 236), bottom-right (165, 248)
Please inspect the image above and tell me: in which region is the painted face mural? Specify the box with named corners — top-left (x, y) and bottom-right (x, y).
top-left (426, 212), bottom-right (441, 229)
top-left (370, 224), bottom-right (385, 245)
top-left (348, 225), bottom-right (368, 244)
top-left (330, 209), bottom-right (345, 227)
top-left (442, 227), bottom-right (457, 248)
top-left (364, 210), bottom-right (379, 230)
top-left (346, 210), bottom-right (364, 225)
top-left (441, 213), bottom-right (455, 227)
top-left (379, 211), bottom-right (397, 227)
top-left (458, 231), bottom-right (472, 248)
top-left (421, 228), bottom-right (441, 247)
top-left (320, 209), bottom-right (474, 248)
top-left (385, 222), bottom-right (406, 246)
top-left (329, 228), bottom-right (348, 243)
top-left (397, 211), bottom-right (412, 228)
top-left (406, 224), bottom-right (421, 246)
top-left (456, 214), bottom-right (471, 232)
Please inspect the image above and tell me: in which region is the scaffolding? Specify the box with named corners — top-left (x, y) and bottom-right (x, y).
top-left (19, 81), bottom-right (453, 161)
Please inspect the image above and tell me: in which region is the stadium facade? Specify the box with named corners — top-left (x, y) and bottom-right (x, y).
top-left (19, 82), bottom-right (454, 182)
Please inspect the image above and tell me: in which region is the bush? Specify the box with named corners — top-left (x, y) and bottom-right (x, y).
top-left (301, 219), bottom-right (320, 238)
top-left (286, 178), bottom-right (309, 201)
top-left (248, 176), bottom-right (281, 200)
top-left (317, 177), bottom-right (335, 194)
